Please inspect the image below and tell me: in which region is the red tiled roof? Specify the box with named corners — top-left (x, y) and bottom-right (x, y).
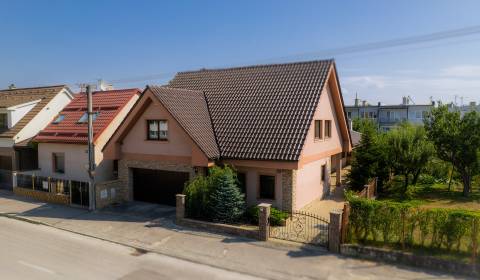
top-left (35, 89), bottom-right (140, 144)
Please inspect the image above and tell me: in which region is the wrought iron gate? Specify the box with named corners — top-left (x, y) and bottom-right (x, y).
top-left (269, 211), bottom-right (329, 246)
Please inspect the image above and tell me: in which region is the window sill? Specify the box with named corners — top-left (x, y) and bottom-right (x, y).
top-left (145, 139), bottom-right (169, 142)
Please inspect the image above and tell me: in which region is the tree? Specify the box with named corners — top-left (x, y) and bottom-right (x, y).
top-left (352, 118), bottom-right (378, 134)
top-left (424, 106), bottom-right (480, 196)
top-left (385, 123), bottom-right (433, 194)
top-left (348, 121), bottom-right (385, 191)
top-left (207, 166), bottom-right (246, 223)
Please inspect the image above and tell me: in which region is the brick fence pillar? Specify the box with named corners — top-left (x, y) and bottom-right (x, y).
top-left (258, 203), bottom-right (271, 241)
top-left (176, 194), bottom-right (186, 222)
top-left (329, 209), bottom-right (343, 253)
top-left (12, 171), bottom-right (17, 188)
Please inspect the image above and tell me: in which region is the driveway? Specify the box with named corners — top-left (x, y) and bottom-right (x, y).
top-left (0, 191), bottom-right (469, 280)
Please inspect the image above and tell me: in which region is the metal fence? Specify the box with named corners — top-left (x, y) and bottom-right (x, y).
top-left (15, 173), bottom-right (89, 207)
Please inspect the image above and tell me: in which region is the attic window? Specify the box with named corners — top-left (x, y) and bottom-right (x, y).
top-left (78, 112), bottom-right (99, 123)
top-left (53, 115), bottom-right (65, 124)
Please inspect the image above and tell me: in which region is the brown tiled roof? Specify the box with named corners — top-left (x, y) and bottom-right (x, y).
top-left (168, 60), bottom-right (334, 161)
top-left (148, 86), bottom-right (220, 159)
top-left (0, 85), bottom-right (69, 139)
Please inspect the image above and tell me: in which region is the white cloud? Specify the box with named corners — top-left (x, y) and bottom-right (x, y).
top-left (342, 65), bottom-right (480, 105)
top-left (440, 65), bottom-right (480, 78)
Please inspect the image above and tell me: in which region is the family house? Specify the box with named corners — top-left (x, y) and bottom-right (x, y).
top-left (0, 85), bottom-right (74, 189)
top-left (33, 89), bottom-right (140, 185)
top-left (103, 60), bottom-right (352, 211)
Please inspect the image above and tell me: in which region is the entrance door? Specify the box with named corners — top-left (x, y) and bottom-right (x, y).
top-left (133, 168), bottom-right (190, 206)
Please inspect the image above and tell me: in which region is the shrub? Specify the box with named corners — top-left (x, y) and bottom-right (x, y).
top-left (346, 194), bottom-right (480, 258)
top-left (246, 206), bottom-right (289, 226)
top-left (183, 175), bottom-right (210, 219)
top-left (208, 166), bottom-right (246, 223)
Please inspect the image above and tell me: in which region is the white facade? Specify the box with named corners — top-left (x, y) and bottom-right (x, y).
top-left (15, 88), bottom-right (74, 143)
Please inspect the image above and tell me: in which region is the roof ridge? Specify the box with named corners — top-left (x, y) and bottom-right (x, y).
top-left (176, 59), bottom-right (335, 75)
top-left (148, 85), bottom-right (204, 94)
top-left (202, 91), bottom-right (221, 158)
top-left (0, 84), bottom-right (66, 92)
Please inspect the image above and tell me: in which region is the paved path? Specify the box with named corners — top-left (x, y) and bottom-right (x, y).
top-left (0, 217), bottom-right (261, 280)
top-left (0, 191), bottom-right (470, 280)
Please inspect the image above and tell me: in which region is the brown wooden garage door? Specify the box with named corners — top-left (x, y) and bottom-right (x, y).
top-left (132, 168), bottom-right (190, 206)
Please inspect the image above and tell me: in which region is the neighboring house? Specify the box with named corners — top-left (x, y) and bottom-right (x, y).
top-left (345, 96), bottom-right (435, 131)
top-left (448, 101), bottom-right (480, 117)
top-left (103, 60), bottom-right (352, 211)
top-left (0, 85), bottom-right (74, 189)
top-left (34, 89), bottom-right (140, 184)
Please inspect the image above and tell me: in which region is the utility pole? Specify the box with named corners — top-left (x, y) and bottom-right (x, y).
top-left (86, 85), bottom-right (96, 211)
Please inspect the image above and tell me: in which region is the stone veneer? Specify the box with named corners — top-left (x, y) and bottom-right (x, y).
top-left (117, 158), bottom-right (196, 201)
top-left (13, 187), bottom-right (70, 205)
top-left (280, 169), bottom-right (296, 212)
top-left (95, 179), bottom-right (126, 209)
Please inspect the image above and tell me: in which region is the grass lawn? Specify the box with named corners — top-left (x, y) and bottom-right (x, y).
top-left (378, 176), bottom-right (480, 211)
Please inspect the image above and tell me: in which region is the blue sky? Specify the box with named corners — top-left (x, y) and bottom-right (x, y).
top-left (1, 0), bottom-right (480, 105)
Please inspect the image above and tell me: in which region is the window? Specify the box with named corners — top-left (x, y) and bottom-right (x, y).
top-left (78, 112), bottom-right (99, 123)
top-left (147, 120), bottom-right (168, 140)
top-left (415, 111), bottom-right (422, 119)
top-left (422, 111), bottom-right (428, 118)
top-left (237, 172), bottom-right (246, 194)
top-left (0, 113), bottom-right (7, 129)
top-left (314, 120), bottom-right (323, 140)
top-left (321, 164), bottom-right (327, 182)
top-left (53, 114), bottom-right (65, 124)
top-left (113, 159), bottom-right (119, 178)
top-left (259, 175), bottom-right (275, 199)
top-left (52, 153), bottom-right (65, 174)
top-left (324, 120), bottom-right (332, 138)
top-left (347, 111), bottom-right (351, 119)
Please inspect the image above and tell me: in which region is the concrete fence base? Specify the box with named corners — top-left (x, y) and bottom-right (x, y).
top-left (341, 244), bottom-right (478, 277)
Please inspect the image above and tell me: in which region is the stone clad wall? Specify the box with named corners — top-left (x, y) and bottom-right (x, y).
top-left (13, 187), bottom-right (69, 205)
top-left (280, 169), bottom-right (296, 212)
top-left (95, 179), bottom-right (126, 209)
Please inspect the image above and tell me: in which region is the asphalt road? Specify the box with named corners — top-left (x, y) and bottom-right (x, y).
top-left (0, 217), bottom-right (263, 280)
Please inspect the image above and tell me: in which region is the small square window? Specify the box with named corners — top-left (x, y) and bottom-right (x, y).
top-left (321, 164), bottom-right (327, 182)
top-left (314, 120), bottom-right (323, 140)
top-left (147, 120), bottom-right (168, 140)
top-left (53, 153), bottom-right (65, 174)
top-left (53, 114), bottom-right (65, 124)
top-left (259, 175), bottom-right (275, 200)
top-left (0, 114), bottom-right (8, 129)
top-left (78, 112), bottom-right (99, 123)
top-left (324, 120), bottom-right (332, 138)
top-left (237, 172), bottom-right (246, 194)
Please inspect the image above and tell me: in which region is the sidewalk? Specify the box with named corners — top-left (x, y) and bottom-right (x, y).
top-left (0, 191), bottom-right (466, 280)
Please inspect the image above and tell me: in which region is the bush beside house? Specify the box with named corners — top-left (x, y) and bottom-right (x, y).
top-left (184, 166), bottom-right (246, 223)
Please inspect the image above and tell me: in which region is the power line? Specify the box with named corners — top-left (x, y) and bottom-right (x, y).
top-left (79, 24), bottom-right (480, 86)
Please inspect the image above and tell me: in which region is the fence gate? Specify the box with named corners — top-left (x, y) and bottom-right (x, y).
top-left (269, 210), bottom-right (329, 247)
top-left (70, 181), bottom-right (89, 208)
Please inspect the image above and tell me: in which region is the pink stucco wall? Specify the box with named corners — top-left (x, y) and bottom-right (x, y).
top-left (301, 84), bottom-right (344, 159)
top-left (121, 101), bottom-right (194, 157)
top-left (295, 83), bottom-right (343, 209)
top-left (234, 166), bottom-right (283, 209)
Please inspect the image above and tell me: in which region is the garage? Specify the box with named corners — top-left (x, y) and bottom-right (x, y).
top-left (132, 168), bottom-right (190, 206)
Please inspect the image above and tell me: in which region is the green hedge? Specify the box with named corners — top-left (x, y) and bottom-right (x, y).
top-left (246, 206), bottom-right (289, 226)
top-left (346, 194), bottom-right (480, 258)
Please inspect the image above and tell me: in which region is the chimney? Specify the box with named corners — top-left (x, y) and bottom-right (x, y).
top-left (98, 79), bottom-right (113, 91)
top-left (354, 92), bottom-right (360, 107)
top-left (8, 84), bottom-right (16, 90)
top-left (378, 102), bottom-right (381, 106)
top-left (402, 96), bottom-right (409, 105)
